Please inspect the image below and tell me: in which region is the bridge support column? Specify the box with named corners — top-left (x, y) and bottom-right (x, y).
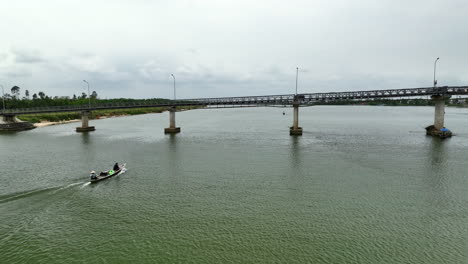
top-left (433, 95), bottom-right (446, 129)
top-left (425, 95), bottom-right (452, 138)
top-left (164, 107), bottom-right (180, 134)
top-left (76, 111), bottom-right (95, 132)
top-left (290, 102), bottom-right (303, 135)
top-left (0, 114), bottom-right (35, 131)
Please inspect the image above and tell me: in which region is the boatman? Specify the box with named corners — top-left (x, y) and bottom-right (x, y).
top-left (90, 171), bottom-right (97, 180)
top-left (113, 162), bottom-right (120, 171)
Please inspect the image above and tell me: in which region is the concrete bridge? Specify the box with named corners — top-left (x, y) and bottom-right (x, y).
top-left (1, 85), bottom-right (468, 136)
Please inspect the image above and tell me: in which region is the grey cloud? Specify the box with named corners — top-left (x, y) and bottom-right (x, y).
top-left (12, 48), bottom-right (44, 63)
top-left (0, 0), bottom-right (466, 98)
top-left (187, 49), bottom-right (199, 55)
top-left (0, 53), bottom-right (7, 62)
top-left (2, 66), bottom-right (32, 78)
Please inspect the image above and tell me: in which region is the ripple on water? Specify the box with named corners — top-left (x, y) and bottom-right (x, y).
top-left (1, 107), bottom-right (468, 263)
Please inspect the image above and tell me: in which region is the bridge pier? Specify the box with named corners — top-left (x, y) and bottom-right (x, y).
top-left (433, 95), bottom-right (447, 129)
top-left (290, 102), bottom-right (303, 135)
top-left (425, 95), bottom-right (452, 138)
top-left (164, 107), bottom-right (180, 134)
top-left (76, 111), bottom-right (95, 132)
top-left (0, 114), bottom-right (35, 131)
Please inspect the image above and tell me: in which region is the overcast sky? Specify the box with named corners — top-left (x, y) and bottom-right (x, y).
top-left (0, 0), bottom-right (467, 99)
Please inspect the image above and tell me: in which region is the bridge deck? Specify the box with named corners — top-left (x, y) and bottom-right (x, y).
top-left (2, 86), bottom-right (468, 115)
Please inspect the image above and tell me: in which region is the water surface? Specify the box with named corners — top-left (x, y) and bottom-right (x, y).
top-left (1, 106), bottom-right (467, 263)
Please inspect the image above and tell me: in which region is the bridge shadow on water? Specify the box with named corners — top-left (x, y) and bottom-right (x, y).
top-left (417, 135), bottom-right (461, 255)
top-left (287, 135), bottom-right (307, 198)
top-left (166, 134), bottom-right (181, 182)
top-left (289, 136), bottom-right (302, 168)
top-left (80, 132), bottom-right (91, 145)
top-left (167, 134), bottom-right (178, 150)
top-left (425, 136), bottom-right (448, 181)
top-left (0, 131), bottom-right (20, 137)
top-left (423, 136), bottom-right (450, 211)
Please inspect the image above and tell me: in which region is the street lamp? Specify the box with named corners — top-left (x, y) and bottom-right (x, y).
top-left (171, 74), bottom-right (176, 100)
top-left (83, 80), bottom-right (91, 109)
top-left (433, 57), bottom-right (439, 87)
top-left (0, 84), bottom-right (5, 113)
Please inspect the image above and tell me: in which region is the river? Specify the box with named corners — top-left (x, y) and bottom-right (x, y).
top-left (1, 106), bottom-right (467, 263)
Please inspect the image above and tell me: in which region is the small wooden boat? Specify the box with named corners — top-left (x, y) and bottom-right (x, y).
top-left (90, 163), bottom-right (126, 183)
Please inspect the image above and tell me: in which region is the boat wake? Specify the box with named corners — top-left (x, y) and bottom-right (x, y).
top-left (1, 167), bottom-right (129, 204)
top-left (1, 181), bottom-right (86, 204)
top-left (52, 182), bottom-right (84, 193)
top-left (0, 187), bottom-right (58, 204)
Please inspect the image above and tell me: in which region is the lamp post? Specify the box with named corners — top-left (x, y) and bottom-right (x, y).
top-left (0, 84), bottom-right (5, 113)
top-left (83, 80), bottom-right (91, 109)
top-left (433, 57), bottom-right (439, 88)
top-left (171, 74), bottom-right (176, 100)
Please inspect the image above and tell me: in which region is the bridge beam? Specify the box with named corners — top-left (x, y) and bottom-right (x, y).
top-left (164, 107), bottom-right (180, 134)
top-left (289, 102), bottom-right (303, 135)
top-left (76, 111), bottom-right (95, 132)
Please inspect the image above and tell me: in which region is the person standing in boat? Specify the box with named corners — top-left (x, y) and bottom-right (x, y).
top-left (113, 162), bottom-right (120, 171)
top-left (90, 171), bottom-right (97, 180)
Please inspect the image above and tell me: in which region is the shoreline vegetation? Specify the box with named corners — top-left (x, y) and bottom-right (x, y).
top-left (0, 87), bottom-right (207, 128)
top-left (18, 106), bottom-right (201, 128)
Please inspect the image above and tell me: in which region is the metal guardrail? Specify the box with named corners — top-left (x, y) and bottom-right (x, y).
top-left (2, 86), bottom-right (468, 115)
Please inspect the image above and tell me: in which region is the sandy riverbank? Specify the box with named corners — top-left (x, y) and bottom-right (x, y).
top-left (34, 119), bottom-right (81, 128)
top-left (33, 114), bottom-right (137, 128)
top-left (31, 108), bottom-right (196, 128)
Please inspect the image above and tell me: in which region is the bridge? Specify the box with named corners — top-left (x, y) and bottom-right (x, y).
top-left (1, 85), bottom-right (468, 136)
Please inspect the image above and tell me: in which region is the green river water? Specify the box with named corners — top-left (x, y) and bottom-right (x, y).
top-left (1, 106), bottom-right (467, 263)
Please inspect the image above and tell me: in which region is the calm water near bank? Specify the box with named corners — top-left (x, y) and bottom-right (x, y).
top-left (1, 106), bottom-right (467, 263)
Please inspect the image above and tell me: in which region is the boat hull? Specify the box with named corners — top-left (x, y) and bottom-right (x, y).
top-left (90, 164), bottom-right (126, 183)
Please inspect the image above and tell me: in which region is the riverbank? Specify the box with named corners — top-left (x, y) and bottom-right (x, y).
top-left (34, 119), bottom-right (81, 128)
top-left (19, 106), bottom-right (201, 128)
top-left (33, 114), bottom-right (141, 128)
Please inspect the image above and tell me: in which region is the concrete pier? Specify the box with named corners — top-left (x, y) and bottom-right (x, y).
top-left (433, 95), bottom-right (447, 129)
top-left (0, 114), bottom-right (35, 131)
top-left (76, 111), bottom-right (95, 132)
top-left (425, 95), bottom-right (452, 138)
top-left (289, 102), bottom-right (303, 135)
top-left (164, 107), bottom-right (180, 134)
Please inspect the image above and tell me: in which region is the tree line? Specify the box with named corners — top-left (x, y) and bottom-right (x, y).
top-left (2, 85), bottom-right (171, 109)
top-left (6, 86), bottom-right (98, 100)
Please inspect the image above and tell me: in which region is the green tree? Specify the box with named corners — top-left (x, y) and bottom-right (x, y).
top-left (38, 91), bottom-right (46, 99)
top-left (11, 86), bottom-right (20, 98)
top-left (91, 91), bottom-right (98, 99)
top-left (25, 90), bottom-right (30, 99)
top-left (32, 93), bottom-right (38, 100)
